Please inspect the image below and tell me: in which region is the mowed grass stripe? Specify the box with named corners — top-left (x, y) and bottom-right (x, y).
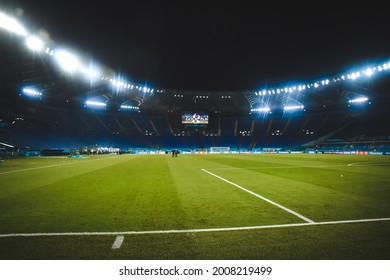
top-left (201, 168), bottom-right (315, 223)
top-left (217, 167), bottom-right (389, 221)
top-left (203, 154), bottom-right (390, 221)
top-left (0, 154), bottom-right (144, 199)
top-left (0, 155), bottom-right (189, 233)
top-left (165, 155), bottom-right (304, 228)
top-left (0, 153), bottom-right (390, 260)
top-left (1, 219), bottom-right (390, 259)
top-left (201, 153), bottom-right (390, 172)
top-left (1, 217), bottom-right (389, 238)
top-left (0, 154), bottom-right (303, 235)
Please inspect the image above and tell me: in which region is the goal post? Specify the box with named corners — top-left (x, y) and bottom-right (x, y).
top-left (209, 147), bottom-right (231, 154)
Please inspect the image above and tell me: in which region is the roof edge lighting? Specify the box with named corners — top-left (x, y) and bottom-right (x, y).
top-left (0, 11), bottom-right (28, 36)
top-left (349, 97), bottom-right (368, 103)
top-left (22, 87), bottom-right (42, 97)
top-left (251, 107), bottom-right (270, 113)
top-left (85, 100), bottom-right (106, 107)
top-left (284, 105), bottom-right (304, 111)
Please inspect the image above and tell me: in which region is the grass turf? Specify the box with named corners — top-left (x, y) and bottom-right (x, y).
top-left (0, 153), bottom-right (389, 259)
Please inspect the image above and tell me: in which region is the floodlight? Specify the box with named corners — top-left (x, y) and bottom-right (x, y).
top-left (25, 35), bottom-right (44, 52)
top-left (120, 104), bottom-right (139, 110)
top-left (85, 100), bottom-right (106, 107)
top-left (0, 12), bottom-right (28, 36)
top-left (365, 68), bottom-right (373, 76)
top-left (79, 65), bottom-right (101, 79)
top-left (349, 97), bottom-right (368, 104)
top-left (22, 87), bottom-right (42, 97)
top-left (251, 107), bottom-right (270, 113)
top-left (284, 105), bottom-right (304, 111)
top-left (54, 49), bottom-right (80, 73)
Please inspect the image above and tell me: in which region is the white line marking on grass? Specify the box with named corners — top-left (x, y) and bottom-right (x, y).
top-left (206, 164), bottom-right (349, 171)
top-left (0, 163), bottom-right (81, 175)
top-left (39, 156), bottom-right (69, 159)
top-left (111, 235), bottom-right (124, 249)
top-left (0, 217), bottom-right (389, 238)
top-left (348, 161), bottom-right (372, 166)
top-left (0, 155), bottom-right (138, 175)
top-left (201, 168), bottom-right (315, 224)
top-left (347, 162), bottom-right (390, 167)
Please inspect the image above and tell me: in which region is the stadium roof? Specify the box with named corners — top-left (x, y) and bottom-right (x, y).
top-left (1, 3), bottom-right (390, 114)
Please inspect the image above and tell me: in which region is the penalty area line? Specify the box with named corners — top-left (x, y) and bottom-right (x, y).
top-left (0, 217), bottom-right (389, 238)
top-left (201, 168), bottom-right (315, 224)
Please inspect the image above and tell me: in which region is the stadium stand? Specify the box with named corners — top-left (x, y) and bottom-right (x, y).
top-left (0, 10), bottom-right (389, 156)
top-left (1, 93), bottom-right (390, 156)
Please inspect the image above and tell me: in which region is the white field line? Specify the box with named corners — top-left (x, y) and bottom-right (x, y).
top-left (0, 163), bottom-right (76, 175)
top-left (38, 156), bottom-right (69, 159)
top-left (111, 235), bottom-right (124, 249)
top-left (201, 168), bottom-right (315, 224)
top-left (347, 162), bottom-right (390, 167)
top-left (205, 162), bottom-right (390, 171)
top-left (205, 164), bottom-right (350, 170)
top-left (0, 154), bottom-right (138, 175)
top-left (0, 217), bottom-right (389, 238)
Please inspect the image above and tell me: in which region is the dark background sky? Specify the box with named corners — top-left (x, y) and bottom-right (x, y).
top-left (1, 1), bottom-right (389, 91)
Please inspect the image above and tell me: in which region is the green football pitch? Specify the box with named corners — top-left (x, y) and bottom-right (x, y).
top-left (0, 153), bottom-right (389, 259)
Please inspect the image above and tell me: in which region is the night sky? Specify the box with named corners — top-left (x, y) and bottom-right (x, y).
top-left (2, 1), bottom-right (390, 91)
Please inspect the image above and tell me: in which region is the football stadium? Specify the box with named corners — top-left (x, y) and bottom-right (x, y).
top-left (1, 6), bottom-right (390, 263)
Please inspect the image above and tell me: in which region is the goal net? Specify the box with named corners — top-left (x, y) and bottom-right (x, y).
top-left (209, 147), bottom-right (231, 154)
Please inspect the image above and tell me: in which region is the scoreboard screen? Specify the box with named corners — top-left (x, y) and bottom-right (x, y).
top-left (181, 112), bottom-right (208, 126)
